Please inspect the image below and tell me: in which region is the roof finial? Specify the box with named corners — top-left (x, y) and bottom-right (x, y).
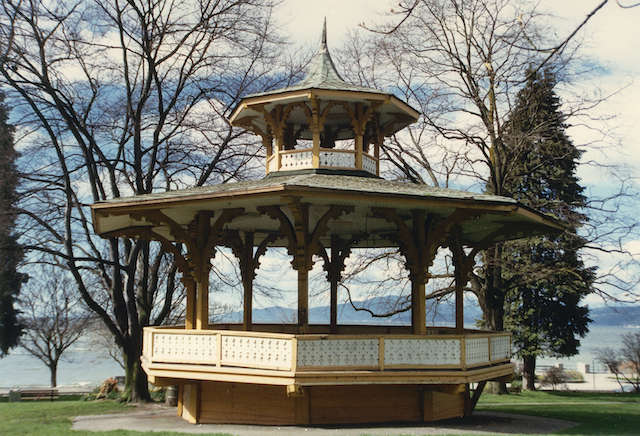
top-left (322, 17), bottom-right (327, 48)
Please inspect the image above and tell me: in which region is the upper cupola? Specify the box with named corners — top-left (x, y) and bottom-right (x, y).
top-left (228, 20), bottom-right (420, 177)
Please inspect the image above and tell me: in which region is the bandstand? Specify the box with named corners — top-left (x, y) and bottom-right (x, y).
top-left (91, 24), bottom-right (563, 425)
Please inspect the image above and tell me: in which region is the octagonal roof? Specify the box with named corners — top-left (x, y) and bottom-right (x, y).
top-left (91, 173), bottom-right (564, 250)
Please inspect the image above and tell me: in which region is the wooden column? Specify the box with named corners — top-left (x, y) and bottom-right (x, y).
top-left (452, 243), bottom-right (465, 334)
top-left (311, 96), bottom-right (321, 168)
top-left (374, 139), bottom-right (381, 176)
top-left (347, 102), bottom-right (379, 172)
top-left (258, 203), bottom-right (353, 333)
top-left (195, 211), bottom-right (212, 330)
top-left (410, 277), bottom-right (427, 335)
top-left (353, 104), bottom-right (364, 170)
top-left (373, 208), bottom-right (459, 335)
top-left (183, 277), bottom-right (197, 329)
top-left (412, 210), bottom-right (427, 335)
top-left (297, 268), bottom-right (310, 328)
top-left (275, 131), bottom-right (284, 171)
top-left (242, 232), bottom-right (254, 330)
top-left (263, 134), bottom-right (273, 158)
top-left (183, 208), bottom-right (244, 331)
top-left (449, 233), bottom-right (475, 334)
top-left (292, 203), bottom-right (311, 330)
top-left (260, 106), bottom-right (286, 172)
top-left (319, 235), bottom-right (355, 333)
top-left (226, 231), bottom-right (276, 331)
top-left (262, 134), bottom-right (273, 174)
top-left (330, 272), bottom-right (338, 332)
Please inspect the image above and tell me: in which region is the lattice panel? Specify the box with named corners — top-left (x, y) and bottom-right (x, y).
top-left (143, 329), bottom-right (152, 359)
top-left (319, 151), bottom-right (355, 168)
top-left (151, 332), bottom-right (219, 364)
top-left (465, 337), bottom-right (490, 365)
top-left (221, 335), bottom-right (293, 370)
top-left (384, 338), bottom-right (461, 366)
top-left (280, 152), bottom-right (312, 170)
top-left (297, 338), bottom-right (379, 368)
top-left (267, 156), bottom-right (278, 172)
top-left (362, 155), bottom-right (377, 175)
top-left (490, 335), bottom-right (511, 361)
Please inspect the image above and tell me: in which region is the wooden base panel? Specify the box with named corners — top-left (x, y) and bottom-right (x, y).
top-left (185, 382), bottom-right (465, 425)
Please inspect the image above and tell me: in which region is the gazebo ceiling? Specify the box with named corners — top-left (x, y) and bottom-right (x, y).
top-left (91, 173), bottom-right (563, 250)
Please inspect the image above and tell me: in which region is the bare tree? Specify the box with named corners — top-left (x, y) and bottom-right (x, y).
top-left (0, 0), bottom-right (291, 401)
top-left (337, 0), bottom-right (640, 318)
top-left (19, 266), bottom-right (91, 388)
top-left (597, 332), bottom-right (640, 393)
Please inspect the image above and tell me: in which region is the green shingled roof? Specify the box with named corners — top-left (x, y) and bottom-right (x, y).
top-left (245, 20), bottom-right (387, 98)
top-left (96, 172), bottom-right (517, 206)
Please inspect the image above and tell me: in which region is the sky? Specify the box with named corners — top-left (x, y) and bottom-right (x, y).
top-left (262, 0), bottom-right (640, 308)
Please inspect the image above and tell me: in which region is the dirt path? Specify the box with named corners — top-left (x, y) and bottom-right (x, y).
top-left (72, 404), bottom-right (577, 435)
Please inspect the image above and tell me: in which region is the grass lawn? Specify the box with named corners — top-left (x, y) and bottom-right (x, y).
top-left (0, 391), bottom-right (638, 435)
top-left (0, 397), bottom-right (230, 436)
top-left (477, 390), bottom-right (640, 435)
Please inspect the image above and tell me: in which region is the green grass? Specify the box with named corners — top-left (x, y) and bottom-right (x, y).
top-left (477, 390), bottom-right (640, 435)
top-left (0, 398), bottom-right (230, 436)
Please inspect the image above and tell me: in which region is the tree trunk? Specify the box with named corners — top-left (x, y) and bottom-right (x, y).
top-left (123, 344), bottom-right (151, 402)
top-left (523, 355), bottom-right (537, 390)
top-left (49, 360), bottom-right (58, 388)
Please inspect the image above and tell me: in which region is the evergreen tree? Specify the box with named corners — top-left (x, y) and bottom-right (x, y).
top-left (0, 91), bottom-right (26, 357)
top-left (502, 70), bottom-right (594, 390)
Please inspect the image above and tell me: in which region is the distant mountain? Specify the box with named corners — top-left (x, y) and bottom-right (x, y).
top-left (220, 296), bottom-right (483, 327)
top-left (219, 299), bottom-right (639, 328)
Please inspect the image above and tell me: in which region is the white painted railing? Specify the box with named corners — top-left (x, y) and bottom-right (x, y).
top-left (362, 154), bottom-right (376, 174)
top-left (142, 328), bottom-right (511, 372)
top-left (269, 148), bottom-right (378, 176)
top-left (280, 151), bottom-right (313, 170)
top-left (267, 155), bottom-right (278, 173)
top-left (319, 150), bottom-right (355, 169)
top-left (384, 337), bottom-right (461, 367)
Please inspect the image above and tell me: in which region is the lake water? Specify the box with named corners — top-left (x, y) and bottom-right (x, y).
top-left (0, 325), bottom-right (637, 389)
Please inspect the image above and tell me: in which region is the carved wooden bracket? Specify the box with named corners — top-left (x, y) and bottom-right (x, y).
top-left (224, 231), bottom-right (278, 283)
top-left (258, 202), bottom-right (354, 272)
top-left (372, 208), bottom-right (483, 281)
top-left (318, 234), bottom-right (362, 283)
top-left (104, 226), bottom-right (191, 278)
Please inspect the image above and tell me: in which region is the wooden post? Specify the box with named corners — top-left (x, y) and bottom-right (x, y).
top-left (374, 139), bottom-right (381, 176)
top-left (195, 211), bottom-right (212, 330)
top-left (320, 235), bottom-right (355, 334)
top-left (329, 273), bottom-right (338, 332)
top-left (311, 96), bottom-right (321, 168)
top-left (411, 277), bottom-right (427, 335)
top-left (258, 203), bottom-right (351, 334)
top-left (450, 235), bottom-right (467, 334)
top-left (297, 268), bottom-right (309, 330)
top-left (242, 232), bottom-right (254, 331)
top-left (195, 270), bottom-right (209, 330)
top-left (262, 135), bottom-right (273, 174)
top-left (355, 133), bottom-right (364, 170)
top-left (329, 236), bottom-right (339, 332)
top-left (412, 209), bottom-right (427, 335)
top-left (184, 277), bottom-right (196, 330)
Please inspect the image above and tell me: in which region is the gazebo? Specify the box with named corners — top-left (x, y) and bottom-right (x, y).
top-left (91, 24), bottom-right (562, 425)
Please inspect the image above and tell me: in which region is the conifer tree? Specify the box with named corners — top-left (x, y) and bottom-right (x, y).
top-left (502, 70), bottom-right (594, 390)
top-left (0, 91), bottom-right (26, 357)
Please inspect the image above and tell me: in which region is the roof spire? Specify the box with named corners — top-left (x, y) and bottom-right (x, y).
top-left (322, 17), bottom-right (327, 48)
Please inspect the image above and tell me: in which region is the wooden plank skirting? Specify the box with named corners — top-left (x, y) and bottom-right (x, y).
top-left (188, 382), bottom-right (467, 425)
